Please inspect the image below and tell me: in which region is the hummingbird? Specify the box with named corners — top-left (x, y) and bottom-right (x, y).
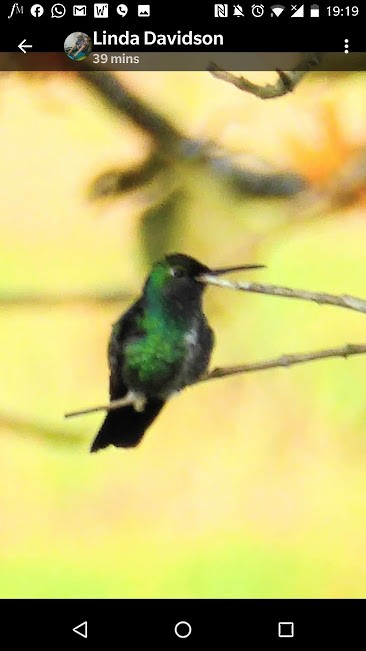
top-left (90, 253), bottom-right (264, 452)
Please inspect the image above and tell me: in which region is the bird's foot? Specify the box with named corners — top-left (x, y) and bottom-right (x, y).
top-left (133, 393), bottom-right (147, 412)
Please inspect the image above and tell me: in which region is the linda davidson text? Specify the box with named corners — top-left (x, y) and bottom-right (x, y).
top-left (93, 31), bottom-right (224, 46)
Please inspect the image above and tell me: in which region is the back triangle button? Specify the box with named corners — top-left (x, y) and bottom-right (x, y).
top-left (73, 621), bottom-right (87, 638)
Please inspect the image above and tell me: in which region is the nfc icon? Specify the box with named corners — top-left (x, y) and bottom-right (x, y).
top-left (214, 4), bottom-right (228, 17)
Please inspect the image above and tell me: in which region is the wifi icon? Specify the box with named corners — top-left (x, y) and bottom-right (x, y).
top-left (271, 4), bottom-right (285, 16)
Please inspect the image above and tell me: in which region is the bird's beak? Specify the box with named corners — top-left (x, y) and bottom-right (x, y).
top-left (196, 263), bottom-right (265, 283)
top-left (209, 264), bottom-right (266, 276)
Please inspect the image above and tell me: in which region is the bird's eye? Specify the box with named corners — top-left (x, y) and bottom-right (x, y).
top-left (172, 266), bottom-right (185, 278)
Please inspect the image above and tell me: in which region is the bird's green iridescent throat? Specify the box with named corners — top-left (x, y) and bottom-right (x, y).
top-left (124, 265), bottom-right (191, 387)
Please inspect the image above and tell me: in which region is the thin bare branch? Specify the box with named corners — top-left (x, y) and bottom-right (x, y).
top-left (208, 53), bottom-right (322, 99)
top-left (198, 275), bottom-right (366, 315)
top-left (199, 343), bottom-right (366, 382)
top-left (64, 343), bottom-right (366, 418)
top-left (65, 394), bottom-right (138, 418)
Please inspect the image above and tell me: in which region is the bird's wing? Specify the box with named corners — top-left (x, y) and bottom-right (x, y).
top-left (108, 299), bottom-right (145, 400)
top-left (91, 300), bottom-right (165, 451)
top-left (199, 317), bottom-right (215, 375)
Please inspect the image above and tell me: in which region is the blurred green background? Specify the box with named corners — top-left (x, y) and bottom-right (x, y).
top-left (1, 70), bottom-right (366, 598)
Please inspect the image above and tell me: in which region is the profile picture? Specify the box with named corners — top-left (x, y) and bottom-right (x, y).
top-left (64, 32), bottom-right (92, 61)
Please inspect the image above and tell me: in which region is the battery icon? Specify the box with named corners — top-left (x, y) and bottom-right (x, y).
top-left (310, 4), bottom-right (319, 17)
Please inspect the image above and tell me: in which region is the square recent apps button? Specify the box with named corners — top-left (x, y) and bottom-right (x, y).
top-left (278, 622), bottom-right (294, 638)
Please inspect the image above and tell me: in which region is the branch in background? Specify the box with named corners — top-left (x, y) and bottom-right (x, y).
top-left (91, 143), bottom-right (306, 200)
top-left (0, 411), bottom-right (84, 447)
top-left (205, 151), bottom-right (306, 196)
top-left (0, 289), bottom-right (133, 306)
top-left (208, 53), bottom-right (322, 99)
top-left (89, 154), bottom-right (166, 199)
top-left (64, 342), bottom-right (366, 418)
top-left (79, 70), bottom-right (306, 199)
top-left (79, 68), bottom-right (182, 148)
top-left (199, 275), bottom-right (366, 315)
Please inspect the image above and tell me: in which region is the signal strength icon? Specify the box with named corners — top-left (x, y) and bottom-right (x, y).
top-left (291, 4), bottom-right (304, 17)
top-left (271, 4), bottom-right (285, 17)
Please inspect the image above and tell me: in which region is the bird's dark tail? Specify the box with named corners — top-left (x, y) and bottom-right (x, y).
top-left (90, 399), bottom-right (165, 452)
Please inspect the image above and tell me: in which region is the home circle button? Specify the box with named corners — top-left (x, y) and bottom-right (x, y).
top-left (174, 621), bottom-right (192, 638)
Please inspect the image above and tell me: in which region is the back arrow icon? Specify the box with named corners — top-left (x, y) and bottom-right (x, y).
top-left (18, 39), bottom-right (32, 53)
top-left (73, 621), bottom-right (87, 638)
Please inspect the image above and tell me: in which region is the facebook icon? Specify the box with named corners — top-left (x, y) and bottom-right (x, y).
top-left (30, 4), bottom-right (44, 16)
